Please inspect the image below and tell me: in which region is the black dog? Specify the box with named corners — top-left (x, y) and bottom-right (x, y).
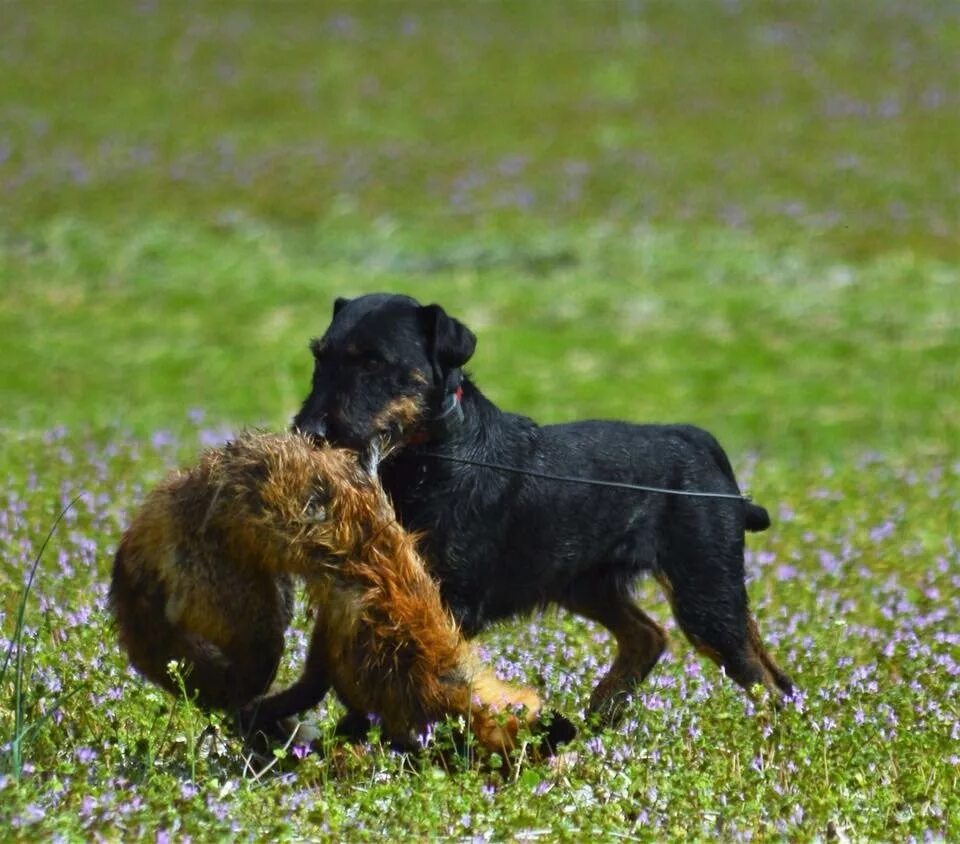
top-left (292, 293), bottom-right (794, 725)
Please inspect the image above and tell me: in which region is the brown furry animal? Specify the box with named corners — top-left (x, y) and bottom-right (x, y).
top-left (110, 431), bottom-right (559, 755)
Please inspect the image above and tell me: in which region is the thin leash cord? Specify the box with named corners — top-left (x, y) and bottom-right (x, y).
top-left (421, 453), bottom-right (752, 502)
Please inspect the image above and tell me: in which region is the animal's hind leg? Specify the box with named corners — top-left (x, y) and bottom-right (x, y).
top-left (214, 629), bottom-right (287, 710)
top-left (657, 571), bottom-right (793, 704)
top-left (562, 576), bottom-right (667, 728)
top-left (747, 615), bottom-right (794, 698)
top-left (237, 620), bottom-right (331, 742)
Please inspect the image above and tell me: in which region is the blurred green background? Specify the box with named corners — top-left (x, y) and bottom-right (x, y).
top-left (1, 0), bottom-right (958, 459)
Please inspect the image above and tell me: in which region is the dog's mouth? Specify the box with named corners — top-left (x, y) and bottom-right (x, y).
top-left (291, 420), bottom-right (401, 477)
top-left (293, 427), bottom-right (329, 450)
top-left (291, 415), bottom-right (329, 447)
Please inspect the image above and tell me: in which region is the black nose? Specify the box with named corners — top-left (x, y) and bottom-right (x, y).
top-left (293, 416), bottom-right (327, 440)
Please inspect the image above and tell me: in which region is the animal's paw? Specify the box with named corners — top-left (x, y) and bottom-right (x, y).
top-left (586, 689), bottom-right (631, 732)
top-left (334, 710), bottom-right (373, 742)
top-left (533, 709), bottom-right (578, 755)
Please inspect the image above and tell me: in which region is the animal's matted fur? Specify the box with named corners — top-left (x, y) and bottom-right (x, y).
top-left (110, 431), bottom-right (567, 755)
top-left (291, 293), bottom-right (795, 728)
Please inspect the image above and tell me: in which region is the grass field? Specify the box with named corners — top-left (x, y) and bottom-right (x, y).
top-left (2, 1), bottom-right (958, 840)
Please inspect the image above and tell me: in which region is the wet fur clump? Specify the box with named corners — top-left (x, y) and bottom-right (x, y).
top-left (110, 431), bottom-right (564, 755)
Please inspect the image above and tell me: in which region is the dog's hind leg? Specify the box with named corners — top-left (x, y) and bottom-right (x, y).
top-left (561, 577), bottom-right (667, 728)
top-left (656, 568), bottom-right (794, 705)
top-left (746, 615), bottom-right (794, 699)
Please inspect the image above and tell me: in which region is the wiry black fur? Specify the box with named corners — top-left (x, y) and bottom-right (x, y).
top-left (293, 293), bottom-right (794, 724)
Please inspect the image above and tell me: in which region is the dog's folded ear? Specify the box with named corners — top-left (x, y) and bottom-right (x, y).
top-left (333, 296), bottom-right (351, 316)
top-left (420, 304), bottom-right (477, 374)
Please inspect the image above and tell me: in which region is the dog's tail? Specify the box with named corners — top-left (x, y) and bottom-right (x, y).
top-left (677, 427), bottom-right (771, 533)
top-left (744, 502), bottom-right (771, 532)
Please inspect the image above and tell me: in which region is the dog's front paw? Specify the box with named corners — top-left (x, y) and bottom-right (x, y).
top-left (586, 688), bottom-right (633, 732)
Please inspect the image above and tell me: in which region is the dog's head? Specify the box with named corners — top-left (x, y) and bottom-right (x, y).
top-left (293, 294), bottom-right (476, 465)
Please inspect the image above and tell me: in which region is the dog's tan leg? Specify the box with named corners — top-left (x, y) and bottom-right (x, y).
top-left (563, 580), bottom-right (667, 728)
top-left (746, 615), bottom-right (795, 701)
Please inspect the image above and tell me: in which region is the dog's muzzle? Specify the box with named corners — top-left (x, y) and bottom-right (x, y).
top-left (293, 417), bottom-right (328, 445)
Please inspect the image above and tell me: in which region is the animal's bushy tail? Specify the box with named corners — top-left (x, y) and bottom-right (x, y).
top-left (744, 502), bottom-right (771, 532)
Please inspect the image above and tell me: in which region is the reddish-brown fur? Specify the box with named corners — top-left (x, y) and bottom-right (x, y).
top-left (110, 432), bottom-right (542, 754)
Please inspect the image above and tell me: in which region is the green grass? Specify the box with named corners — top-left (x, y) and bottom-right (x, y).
top-left (3, 217), bottom-right (958, 459)
top-left (1, 0), bottom-right (958, 840)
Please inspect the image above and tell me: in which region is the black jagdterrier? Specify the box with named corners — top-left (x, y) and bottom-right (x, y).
top-left (292, 293), bottom-right (794, 725)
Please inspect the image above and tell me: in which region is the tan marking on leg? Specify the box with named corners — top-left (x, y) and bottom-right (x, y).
top-left (587, 606), bottom-right (668, 723)
top-left (657, 571), bottom-right (792, 704)
top-left (746, 615), bottom-right (793, 702)
top-left (463, 663), bottom-right (542, 754)
top-left (565, 581), bottom-right (667, 725)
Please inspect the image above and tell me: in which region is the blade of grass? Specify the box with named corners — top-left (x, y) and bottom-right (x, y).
top-left (0, 494), bottom-right (83, 688)
top-left (2, 494), bottom-right (82, 781)
top-left (15, 685), bottom-right (83, 744)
